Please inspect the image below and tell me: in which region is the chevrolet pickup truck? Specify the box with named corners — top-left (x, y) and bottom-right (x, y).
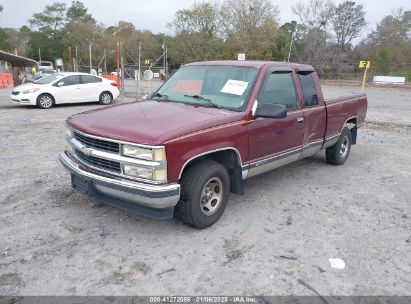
top-left (59, 61), bottom-right (367, 228)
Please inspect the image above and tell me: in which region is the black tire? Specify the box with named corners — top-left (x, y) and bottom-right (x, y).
top-left (174, 159), bottom-right (230, 229)
top-left (99, 91), bottom-right (113, 105)
top-left (36, 93), bottom-right (55, 109)
top-left (326, 127), bottom-right (352, 165)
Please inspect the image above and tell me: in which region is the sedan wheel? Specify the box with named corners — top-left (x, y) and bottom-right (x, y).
top-left (100, 92), bottom-right (113, 105)
top-left (37, 94), bottom-right (54, 109)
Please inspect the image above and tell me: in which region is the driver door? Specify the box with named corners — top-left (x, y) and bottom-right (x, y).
top-left (247, 69), bottom-right (305, 177)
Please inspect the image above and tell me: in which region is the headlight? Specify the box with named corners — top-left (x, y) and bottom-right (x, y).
top-left (122, 145), bottom-right (166, 161)
top-left (22, 88), bottom-right (40, 94)
top-left (65, 125), bottom-right (73, 138)
top-left (123, 164), bottom-right (167, 181)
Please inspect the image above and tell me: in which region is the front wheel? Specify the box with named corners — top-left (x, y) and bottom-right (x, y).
top-left (37, 93), bottom-right (55, 109)
top-left (326, 127), bottom-right (352, 165)
top-left (99, 91), bottom-right (113, 105)
top-left (174, 160), bottom-right (230, 229)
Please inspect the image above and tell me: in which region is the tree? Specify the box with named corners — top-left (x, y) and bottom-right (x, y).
top-left (66, 0), bottom-right (93, 22)
top-left (169, 2), bottom-right (222, 61)
top-left (370, 9), bottom-right (411, 45)
top-left (292, 0), bottom-right (334, 31)
top-left (292, 0), bottom-right (334, 65)
top-left (29, 2), bottom-right (67, 39)
top-left (0, 28), bottom-right (12, 52)
top-left (220, 0), bottom-right (279, 59)
top-left (331, 1), bottom-right (366, 50)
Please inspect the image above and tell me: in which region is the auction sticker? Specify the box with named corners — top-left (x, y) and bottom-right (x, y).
top-left (220, 80), bottom-right (249, 96)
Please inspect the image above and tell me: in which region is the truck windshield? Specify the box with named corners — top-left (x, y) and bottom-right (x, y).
top-left (153, 65), bottom-right (258, 111)
top-left (34, 74), bottom-right (63, 84)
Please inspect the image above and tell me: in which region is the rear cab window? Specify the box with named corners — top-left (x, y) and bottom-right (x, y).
top-left (297, 71), bottom-right (319, 107)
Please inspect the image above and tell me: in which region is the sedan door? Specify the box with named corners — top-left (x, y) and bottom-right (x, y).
top-left (52, 75), bottom-right (83, 104)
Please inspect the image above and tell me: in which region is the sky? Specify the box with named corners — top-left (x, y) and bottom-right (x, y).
top-left (0, 0), bottom-right (410, 38)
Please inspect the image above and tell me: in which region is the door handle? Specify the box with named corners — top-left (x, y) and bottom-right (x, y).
top-left (297, 118), bottom-right (304, 124)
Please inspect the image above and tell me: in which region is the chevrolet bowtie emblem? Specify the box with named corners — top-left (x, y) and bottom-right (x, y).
top-left (80, 146), bottom-right (93, 156)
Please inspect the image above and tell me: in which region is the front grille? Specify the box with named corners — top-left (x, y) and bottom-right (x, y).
top-left (74, 132), bottom-right (119, 153)
top-left (76, 149), bottom-right (121, 173)
top-left (12, 91), bottom-right (20, 95)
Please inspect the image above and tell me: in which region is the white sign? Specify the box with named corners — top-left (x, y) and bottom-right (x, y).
top-left (153, 72), bottom-right (160, 78)
top-left (237, 53), bottom-right (246, 61)
top-left (221, 80), bottom-right (249, 96)
top-left (55, 58), bottom-right (63, 66)
top-left (373, 76), bottom-right (405, 85)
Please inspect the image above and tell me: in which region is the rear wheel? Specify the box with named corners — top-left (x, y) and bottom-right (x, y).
top-left (326, 127), bottom-right (352, 165)
top-left (99, 91), bottom-right (113, 105)
top-left (174, 160), bottom-right (230, 229)
top-left (37, 93), bottom-right (54, 109)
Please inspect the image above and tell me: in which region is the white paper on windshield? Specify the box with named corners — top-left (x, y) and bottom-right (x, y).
top-left (220, 80), bottom-right (249, 96)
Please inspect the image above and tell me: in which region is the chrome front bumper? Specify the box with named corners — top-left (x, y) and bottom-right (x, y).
top-left (59, 151), bottom-right (180, 219)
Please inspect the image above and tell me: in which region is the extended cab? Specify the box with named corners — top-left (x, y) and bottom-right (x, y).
top-left (59, 61), bottom-right (367, 228)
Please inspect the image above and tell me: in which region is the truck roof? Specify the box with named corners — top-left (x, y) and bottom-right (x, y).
top-left (185, 60), bottom-right (314, 71)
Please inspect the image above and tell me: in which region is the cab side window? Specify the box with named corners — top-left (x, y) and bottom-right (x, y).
top-left (298, 72), bottom-right (318, 107)
top-left (258, 71), bottom-right (298, 110)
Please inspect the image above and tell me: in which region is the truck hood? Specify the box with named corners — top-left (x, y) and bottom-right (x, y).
top-left (67, 100), bottom-right (243, 145)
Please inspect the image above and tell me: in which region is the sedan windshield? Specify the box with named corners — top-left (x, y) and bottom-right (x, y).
top-left (34, 74), bottom-right (63, 84)
top-left (153, 65), bottom-right (258, 111)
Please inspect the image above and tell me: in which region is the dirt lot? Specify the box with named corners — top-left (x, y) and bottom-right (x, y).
top-left (0, 85), bottom-right (410, 296)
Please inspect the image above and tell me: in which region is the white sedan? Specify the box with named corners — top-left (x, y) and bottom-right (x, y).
top-left (10, 72), bottom-right (120, 109)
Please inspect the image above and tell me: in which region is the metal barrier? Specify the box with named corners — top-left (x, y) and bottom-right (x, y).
top-left (0, 73), bottom-right (14, 88)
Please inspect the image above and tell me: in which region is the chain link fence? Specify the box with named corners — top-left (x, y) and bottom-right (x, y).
top-left (68, 44), bottom-right (411, 98)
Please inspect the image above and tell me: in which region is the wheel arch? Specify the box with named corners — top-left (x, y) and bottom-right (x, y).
top-left (178, 148), bottom-right (244, 195)
top-left (36, 92), bottom-right (55, 106)
top-left (345, 116), bottom-right (357, 145)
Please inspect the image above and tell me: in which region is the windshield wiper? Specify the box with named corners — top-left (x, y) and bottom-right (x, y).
top-left (152, 92), bottom-right (171, 102)
top-left (183, 94), bottom-right (222, 109)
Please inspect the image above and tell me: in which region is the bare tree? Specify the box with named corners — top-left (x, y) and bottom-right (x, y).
top-left (220, 0), bottom-right (279, 59)
top-left (292, 0), bottom-right (335, 30)
top-left (292, 0), bottom-right (334, 64)
top-left (331, 1), bottom-right (366, 50)
top-left (168, 2), bottom-right (222, 61)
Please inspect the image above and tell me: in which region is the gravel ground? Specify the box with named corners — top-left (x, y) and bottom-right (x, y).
top-left (0, 85), bottom-right (410, 296)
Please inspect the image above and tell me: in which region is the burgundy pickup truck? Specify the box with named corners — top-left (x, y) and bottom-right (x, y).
top-left (59, 61), bottom-right (367, 228)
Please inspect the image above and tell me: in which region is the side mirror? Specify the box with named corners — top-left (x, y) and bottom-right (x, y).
top-left (255, 103), bottom-right (287, 119)
top-left (57, 81), bottom-right (64, 87)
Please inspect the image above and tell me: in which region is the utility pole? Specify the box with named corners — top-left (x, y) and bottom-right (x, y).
top-left (162, 38), bottom-right (166, 78)
top-left (75, 46), bottom-right (78, 72)
top-left (287, 31), bottom-right (295, 62)
top-left (165, 45), bottom-right (168, 78)
top-left (121, 56), bottom-right (125, 96)
top-left (38, 48), bottom-right (41, 62)
top-left (116, 42), bottom-right (120, 89)
top-left (138, 41), bottom-right (141, 94)
top-left (89, 42), bottom-right (92, 74)
top-left (104, 49), bottom-right (107, 75)
top-left (68, 47), bottom-right (72, 71)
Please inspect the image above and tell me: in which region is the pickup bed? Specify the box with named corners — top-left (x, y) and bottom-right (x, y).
top-left (59, 60), bottom-right (367, 228)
